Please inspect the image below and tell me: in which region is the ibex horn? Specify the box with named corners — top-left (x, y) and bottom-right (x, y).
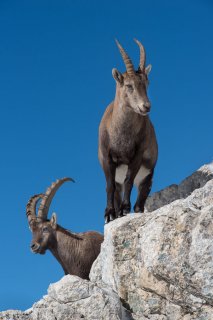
top-left (37, 177), bottom-right (75, 221)
top-left (115, 39), bottom-right (135, 76)
top-left (26, 194), bottom-right (43, 226)
top-left (134, 39), bottom-right (146, 72)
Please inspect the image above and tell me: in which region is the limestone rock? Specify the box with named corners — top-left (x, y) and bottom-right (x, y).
top-left (0, 276), bottom-right (131, 320)
top-left (145, 163), bottom-right (213, 212)
top-left (0, 310), bottom-right (30, 320)
top-left (1, 163), bottom-right (213, 320)
top-left (91, 166), bottom-right (213, 319)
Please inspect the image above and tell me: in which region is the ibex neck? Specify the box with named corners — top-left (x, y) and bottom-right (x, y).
top-left (50, 226), bottom-right (81, 275)
top-left (111, 93), bottom-right (146, 134)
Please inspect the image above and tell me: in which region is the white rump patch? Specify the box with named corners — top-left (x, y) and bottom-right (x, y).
top-left (115, 164), bottom-right (150, 187)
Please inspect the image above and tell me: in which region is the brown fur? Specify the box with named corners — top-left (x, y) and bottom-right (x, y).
top-left (30, 219), bottom-right (103, 280)
top-left (27, 179), bottom-right (104, 279)
top-left (98, 40), bottom-right (158, 223)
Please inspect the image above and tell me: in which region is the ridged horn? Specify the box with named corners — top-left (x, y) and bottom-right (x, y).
top-left (26, 194), bottom-right (43, 225)
top-left (134, 39), bottom-right (146, 72)
top-left (115, 39), bottom-right (135, 75)
top-left (37, 177), bottom-right (75, 221)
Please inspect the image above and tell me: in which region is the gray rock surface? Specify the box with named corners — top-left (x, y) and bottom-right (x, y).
top-left (0, 276), bottom-right (132, 320)
top-left (91, 163), bottom-right (213, 319)
top-left (1, 163), bottom-right (213, 320)
top-left (145, 163), bottom-right (213, 212)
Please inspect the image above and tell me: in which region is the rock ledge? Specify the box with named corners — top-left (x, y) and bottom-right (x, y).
top-left (1, 163), bottom-right (213, 320)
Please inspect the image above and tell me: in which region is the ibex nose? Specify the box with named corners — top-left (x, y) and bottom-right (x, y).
top-left (31, 242), bottom-right (40, 252)
top-left (143, 101), bottom-right (151, 112)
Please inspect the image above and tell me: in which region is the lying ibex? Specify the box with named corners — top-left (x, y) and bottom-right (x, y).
top-left (99, 39), bottom-right (158, 223)
top-left (26, 178), bottom-right (103, 279)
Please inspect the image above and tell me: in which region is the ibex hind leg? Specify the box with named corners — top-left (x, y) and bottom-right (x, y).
top-left (114, 182), bottom-right (123, 218)
top-left (134, 170), bottom-right (154, 213)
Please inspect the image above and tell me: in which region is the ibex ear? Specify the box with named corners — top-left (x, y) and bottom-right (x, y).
top-left (29, 220), bottom-right (36, 232)
top-left (112, 68), bottom-right (124, 85)
top-left (50, 212), bottom-right (57, 230)
top-left (145, 64), bottom-right (152, 76)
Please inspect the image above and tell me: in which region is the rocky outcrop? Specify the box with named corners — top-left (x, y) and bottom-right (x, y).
top-left (91, 166), bottom-right (213, 319)
top-left (0, 276), bottom-right (131, 320)
top-left (145, 163), bottom-right (213, 212)
top-left (1, 163), bottom-right (213, 320)
top-left (0, 276), bottom-right (132, 320)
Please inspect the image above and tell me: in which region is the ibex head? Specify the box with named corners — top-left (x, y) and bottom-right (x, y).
top-left (112, 39), bottom-right (152, 116)
top-left (26, 177), bottom-right (74, 254)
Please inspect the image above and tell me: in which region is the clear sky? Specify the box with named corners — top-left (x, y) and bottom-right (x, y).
top-left (0, 0), bottom-right (212, 311)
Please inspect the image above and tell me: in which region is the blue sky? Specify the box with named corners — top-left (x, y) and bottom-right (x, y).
top-left (0, 0), bottom-right (212, 311)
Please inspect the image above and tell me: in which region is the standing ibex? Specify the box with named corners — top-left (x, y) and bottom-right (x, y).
top-left (26, 178), bottom-right (103, 279)
top-left (99, 39), bottom-right (158, 223)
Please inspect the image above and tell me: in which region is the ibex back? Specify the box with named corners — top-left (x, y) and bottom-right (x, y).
top-left (26, 178), bottom-right (103, 279)
top-left (98, 39), bottom-right (158, 223)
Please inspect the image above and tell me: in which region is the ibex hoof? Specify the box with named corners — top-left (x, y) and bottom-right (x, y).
top-left (117, 204), bottom-right (131, 218)
top-left (117, 211), bottom-right (124, 218)
top-left (104, 208), bottom-right (116, 224)
top-left (123, 208), bottom-right (130, 214)
top-left (134, 204), bottom-right (144, 213)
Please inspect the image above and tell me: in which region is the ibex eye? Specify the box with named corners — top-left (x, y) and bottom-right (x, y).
top-left (126, 84), bottom-right (133, 91)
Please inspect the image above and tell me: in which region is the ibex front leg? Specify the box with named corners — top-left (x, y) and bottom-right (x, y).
top-left (103, 158), bottom-right (116, 223)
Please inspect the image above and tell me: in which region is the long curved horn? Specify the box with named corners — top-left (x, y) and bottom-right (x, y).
top-left (37, 177), bottom-right (74, 221)
top-left (26, 194), bottom-right (43, 225)
top-left (115, 39), bottom-right (135, 76)
top-left (134, 39), bottom-right (146, 72)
